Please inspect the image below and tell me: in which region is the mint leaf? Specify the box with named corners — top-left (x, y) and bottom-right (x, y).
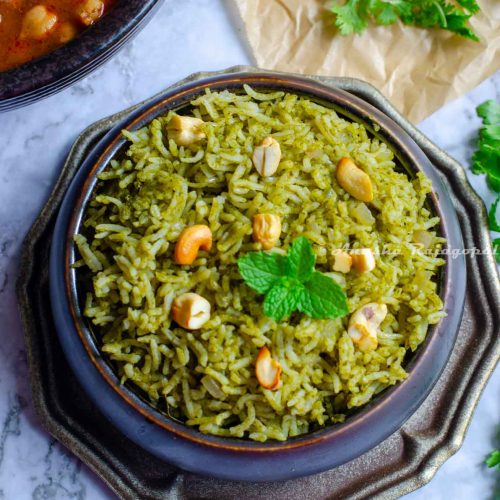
top-left (488, 196), bottom-right (500, 232)
top-left (237, 252), bottom-right (286, 294)
top-left (286, 236), bottom-right (315, 282)
top-left (298, 272), bottom-right (349, 320)
top-left (238, 237), bottom-right (349, 321)
top-left (486, 450), bottom-right (500, 470)
top-left (263, 281), bottom-right (303, 321)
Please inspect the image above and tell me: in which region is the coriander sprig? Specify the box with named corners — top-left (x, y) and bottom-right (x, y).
top-left (471, 100), bottom-right (500, 262)
top-left (486, 449), bottom-right (500, 471)
top-left (330, 0), bottom-right (480, 41)
top-left (238, 237), bottom-right (349, 321)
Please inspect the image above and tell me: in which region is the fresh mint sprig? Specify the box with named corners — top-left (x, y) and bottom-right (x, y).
top-left (238, 237), bottom-right (349, 321)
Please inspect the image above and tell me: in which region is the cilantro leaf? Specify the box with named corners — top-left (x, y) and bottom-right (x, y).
top-left (486, 450), bottom-right (500, 470)
top-left (456, 0), bottom-right (480, 15)
top-left (487, 170), bottom-right (500, 193)
top-left (263, 281), bottom-right (304, 322)
top-left (482, 125), bottom-right (500, 146)
top-left (471, 100), bottom-right (500, 260)
top-left (331, 0), bottom-right (367, 35)
top-left (237, 252), bottom-right (286, 294)
top-left (493, 238), bottom-right (500, 263)
top-left (472, 145), bottom-right (499, 175)
top-left (286, 236), bottom-right (315, 282)
top-left (477, 100), bottom-right (500, 125)
top-left (443, 12), bottom-right (479, 42)
top-left (330, 0), bottom-right (480, 41)
top-left (374, 3), bottom-right (399, 25)
top-left (488, 196), bottom-right (500, 232)
top-left (472, 101), bottom-right (500, 177)
top-left (299, 272), bottom-right (349, 320)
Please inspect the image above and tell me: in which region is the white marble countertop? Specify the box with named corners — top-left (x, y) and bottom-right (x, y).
top-left (0, 1), bottom-right (498, 498)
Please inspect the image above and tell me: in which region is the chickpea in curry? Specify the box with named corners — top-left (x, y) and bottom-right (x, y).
top-left (0, 0), bottom-right (116, 72)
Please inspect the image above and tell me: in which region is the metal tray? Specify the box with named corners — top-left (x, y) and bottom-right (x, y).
top-left (16, 67), bottom-right (500, 499)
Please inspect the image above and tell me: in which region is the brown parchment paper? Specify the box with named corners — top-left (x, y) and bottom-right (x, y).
top-left (233, 0), bottom-right (500, 122)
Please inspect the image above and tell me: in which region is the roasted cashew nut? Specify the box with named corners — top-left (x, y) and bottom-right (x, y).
top-left (252, 137), bottom-right (281, 176)
top-left (167, 115), bottom-right (206, 146)
top-left (172, 293), bottom-right (211, 330)
top-left (255, 346), bottom-right (282, 390)
top-left (175, 225), bottom-right (213, 265)
top-left (336, 157), bottom-right (373, 203)
top-left (348, 303), bottom-right (387, 352)
top-left (252, 213), bottom-right (282, 250)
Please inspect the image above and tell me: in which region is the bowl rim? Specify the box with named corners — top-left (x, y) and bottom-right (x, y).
top-left (0, 0), bottom-right (163, 110)
top-left (49, 71), bottom-right (466, 480)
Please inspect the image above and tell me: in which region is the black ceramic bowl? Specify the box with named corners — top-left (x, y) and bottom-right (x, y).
top-left (49, 70), bottom-right (466, 482)
top-left (0, 0), bottom-right (163, 112)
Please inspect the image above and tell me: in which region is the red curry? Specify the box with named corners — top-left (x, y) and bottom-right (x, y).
top-left (0, 0), bottom-right (116, 72)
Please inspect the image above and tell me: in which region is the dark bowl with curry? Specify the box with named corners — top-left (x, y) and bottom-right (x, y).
top-left (0, 0), bottom-right (163, 112)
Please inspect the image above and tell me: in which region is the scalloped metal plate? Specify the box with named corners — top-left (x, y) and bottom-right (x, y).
top-left (16, 66), bottom-right (500, 499)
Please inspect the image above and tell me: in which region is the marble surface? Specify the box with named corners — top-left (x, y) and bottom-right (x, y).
top-left (0, 0), bottom-right (498, 498)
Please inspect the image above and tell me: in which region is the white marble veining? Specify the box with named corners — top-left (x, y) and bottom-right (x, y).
top-left (0, 1), bottom-right (498, 498)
